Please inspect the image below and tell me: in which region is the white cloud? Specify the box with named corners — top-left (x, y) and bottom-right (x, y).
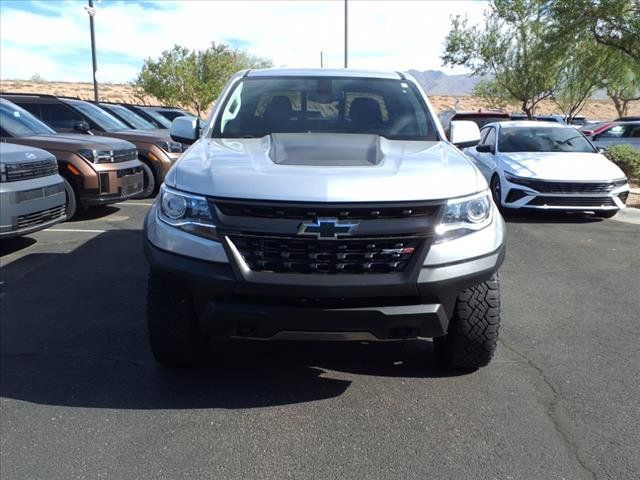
top-left (0, 0), bottom-right (488, 82)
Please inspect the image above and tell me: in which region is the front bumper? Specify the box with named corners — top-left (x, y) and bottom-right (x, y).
top-left (78, 161), bottom-right (144, 206)
top-left (0, 175), bottom-right (66, 238)
top-left (144, 205), bottom-right (506, 340)
top-left (500, 176), bottom-right (630, 211)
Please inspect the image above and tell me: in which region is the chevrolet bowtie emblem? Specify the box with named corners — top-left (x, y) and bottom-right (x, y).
top-left (297, 218), bottom-right (359, 239)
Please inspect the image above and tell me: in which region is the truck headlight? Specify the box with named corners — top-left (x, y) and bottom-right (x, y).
top-left (77, 149), bottom-right (113, 164)
top-left (435, 191), bottom-right (493, 242)
top-left (158, 185), bottom-right (217, 239)
top-left (155, 141), bottom-right (183, 153)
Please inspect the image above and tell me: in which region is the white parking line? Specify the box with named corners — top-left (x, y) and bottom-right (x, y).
top-left (119, 202), bottom-right (153, 206)
top-left (44, 229), bottom-right (106, 233)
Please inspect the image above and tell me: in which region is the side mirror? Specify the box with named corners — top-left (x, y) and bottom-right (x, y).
top-left (170, 116), bottom-right (200, 145)
top-left (450, 120), bottom-right (481, 148)
top-left (74, 121), bottom-right (91, 133)
top-left (476, 144), bottom-right (495, 154)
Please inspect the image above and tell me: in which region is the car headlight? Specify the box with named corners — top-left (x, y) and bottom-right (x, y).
top-left (77, 149), bottom-right (113, 164)
top-left (435, 191), bottom-right (493, 242)
top-left (158, 185), bottom-right (217, 239)
top-left (155, 141), bottom-right (183, 153)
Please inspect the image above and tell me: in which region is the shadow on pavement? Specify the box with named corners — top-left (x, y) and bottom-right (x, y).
top-left (71, 205), bottom-right (120, 222)
top-left (0, 236), bottom-right (36, 257)
top-left (0, 230), bottom-right (462, 411)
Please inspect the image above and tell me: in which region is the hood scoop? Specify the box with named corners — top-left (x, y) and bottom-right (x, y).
top-left (269, 133), bottom-right (383, 166)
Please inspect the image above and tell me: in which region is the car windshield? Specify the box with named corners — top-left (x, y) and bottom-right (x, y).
top-left (499, 126), bottom-right (595, 153)
top-left (69, 100), bottom-right (129, 132)
top-left (105, 104), bottom-right (155, 130)
top-left (213, 76), bottom-right (437, 140)
top-left (0, 100), bottom-right (57, 137)
top-left (141, 108), bottom-right (172, 128)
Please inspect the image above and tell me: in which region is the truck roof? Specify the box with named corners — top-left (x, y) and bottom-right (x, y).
top-left (245, 68), bottom-right (404, 80)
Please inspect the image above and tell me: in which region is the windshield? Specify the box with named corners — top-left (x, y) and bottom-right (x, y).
top-left (69, 100), bottom-right (129, 132)
top-left (0, 100), bottom-right (56, 137)
top-left (213, 77), bottom-right (437, 140)
top-left (140, 107), bottom-right (172, 128)
top-left (499, 126), bottom-right (595, 153)
top-left (105, 104), bottom-right (155, 130)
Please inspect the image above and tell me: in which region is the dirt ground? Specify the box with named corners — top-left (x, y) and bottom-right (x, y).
top-left (1, 79), bottom-right (638, 120)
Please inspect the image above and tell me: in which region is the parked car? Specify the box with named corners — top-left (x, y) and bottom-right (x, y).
top-left (0, 143), bottom-right (66, 238)
top-left (2, 94), bottom-right (183, 196)
top-left (463, 121), bottom-right (629, 217)
top-left (144, 106), bottom-right (194, 122)
top-left (145, 68), bottom-right (506, 370)
top-left (439, 109), bottom-right (510, 138)
top-left (589, 121), bottom-right (640, 151)
top-left (534, 114), bottom-right (565, 124)
top-left (614, 116), bottom-right (640, 121)
top-left (510, 113), bottom-right (530, 121)
top-left (122, 105), bottom-right (172, 129)
top-left (579, 121), bottom-right (612, 137)
top-left (0, 98), bottom-right (144, 218)
top-left (98, 102), bottom-right (159, 131)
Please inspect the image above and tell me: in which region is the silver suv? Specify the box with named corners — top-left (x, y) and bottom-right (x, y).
top-left (144, 69), bottom-right (506, 370)
top-left (1, 143), bottom-right (66, 238)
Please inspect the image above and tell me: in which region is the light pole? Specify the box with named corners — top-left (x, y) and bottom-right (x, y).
top-left (84, 0), bottom-right (99, 101)
top-left (344, 0), bottom-right (348, 68)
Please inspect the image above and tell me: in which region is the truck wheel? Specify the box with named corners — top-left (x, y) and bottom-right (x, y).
top-left (490, 175), bottom-right (502, 207)
top-left (595, 210), bottom-right (617, 219)
top-left (147, 269), bottom-right (208, 368)
top-left (133, 162), bottom-right (156, 199)
top-left (434, 274), bottom-right (501, 370)
top-left (62, 177), bottom-right (81, 220)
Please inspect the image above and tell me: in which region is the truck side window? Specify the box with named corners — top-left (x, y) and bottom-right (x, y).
top-left (40, 103), bottom-right (83, 130)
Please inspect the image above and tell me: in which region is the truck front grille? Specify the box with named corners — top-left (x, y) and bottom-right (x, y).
top-left (17, 204), bottom-right (65, 229)
top-left (228, 234), bottom-right (423, 274)
top-left (216, 199), bottom-right (439, 220)
top-left (5, 159), bottom-right (58, 182)
top-left (112, 148), bottom-right (138, 163)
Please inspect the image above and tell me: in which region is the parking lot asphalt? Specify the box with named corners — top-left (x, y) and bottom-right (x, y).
top-left (1, 200), bottom-right (639, 480)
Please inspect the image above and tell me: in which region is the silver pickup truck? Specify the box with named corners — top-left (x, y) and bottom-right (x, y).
top-left (1, 143), bottom-right (66, 238)
top-left (144, 69), bottom-right (506, 371)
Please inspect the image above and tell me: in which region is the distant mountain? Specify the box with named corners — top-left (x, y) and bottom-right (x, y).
top-left (407, 70), bottom-right (484, 96)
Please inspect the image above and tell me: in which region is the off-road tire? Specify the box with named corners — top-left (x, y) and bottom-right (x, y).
top-left (147, 269), bottom-right (208, 368)
top-left (595, 210), bottom-right (617, 219)
top-left (133, 162), bottom-right (156, 199)
top-left (62, 177), bottom-right (81, 220)
top-left (435, 274), bottom-right (501, 370)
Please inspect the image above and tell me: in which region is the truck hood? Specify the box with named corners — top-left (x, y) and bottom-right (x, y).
top-left (7, 134), bottom-right (135, 153)
top-left (500, 151), bottom-right (626, 181)
top-left (167, 134), bottom-right (486, 202)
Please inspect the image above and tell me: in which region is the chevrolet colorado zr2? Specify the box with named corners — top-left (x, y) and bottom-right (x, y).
top-left (144, 69), bottom-right (506, 370)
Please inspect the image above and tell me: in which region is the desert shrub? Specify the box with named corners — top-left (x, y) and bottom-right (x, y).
top-left (604, 144), bottom-right (640, 180)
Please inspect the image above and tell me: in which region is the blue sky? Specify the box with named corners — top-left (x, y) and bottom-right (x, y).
top-left (0, 0), bottom-right (488, 83)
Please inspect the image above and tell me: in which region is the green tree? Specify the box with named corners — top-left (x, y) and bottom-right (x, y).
top-left (472, 79), bottom-right (512, 110)
top-left (550, 0), bottom-right (640, 61)
top-left (442, 0), bottom-right (561, 118)
top-left (134, 43), bottom-right (272, 117)
top-left (553, 42), bottom-right (612, 122)
top-left (602, 50), bottom-right (640, 118)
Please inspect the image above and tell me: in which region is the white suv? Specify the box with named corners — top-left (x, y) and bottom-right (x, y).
top-left (144, 69), bottom-right (506, 370)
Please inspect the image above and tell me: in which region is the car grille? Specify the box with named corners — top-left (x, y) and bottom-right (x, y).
top-left (215, 199), bottom-right (439, 220)
top-left (17, 204), bottom-right (65, 229)
top-left (112, 148), bottom-right (138, 163)
top-left (228, 234), bottom-right (423, 274)
top-left (5, 159), bottom-right (58, 182)
top-left (527, 196), bottom-right (616, 207)
top-left (116, 165), bottom-right (143, 177)
top-left (508, 177), bottom-right (625, 194)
